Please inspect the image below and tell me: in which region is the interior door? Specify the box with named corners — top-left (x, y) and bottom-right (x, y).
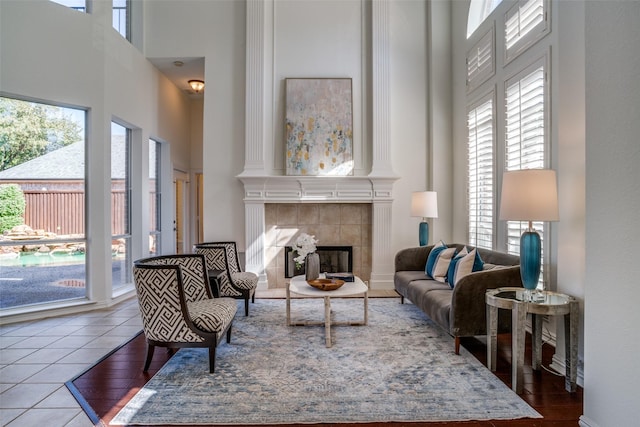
top-left (173, 170), bottom-right (189, 254)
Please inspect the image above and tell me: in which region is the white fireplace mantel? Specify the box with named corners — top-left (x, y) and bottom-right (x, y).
top-left (238, 174), bottom-right (399, 290)
top-left (237, 175), bottom-right (398, 203)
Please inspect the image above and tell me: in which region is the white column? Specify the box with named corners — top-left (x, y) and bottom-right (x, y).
top-left (370, 199), bottom-right (394, 289)
top-left (243, 0), bottom-right (266, 174)
top-left (369, 178), bottom-right (396, 289)
top-left (370, 0), bottom-right (393, 176)
top-left (244, 200), bottom-right (267, 289)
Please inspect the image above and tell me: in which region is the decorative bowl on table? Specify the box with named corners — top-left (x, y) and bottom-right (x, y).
top-left (306, 278), bottom-right (345, 291)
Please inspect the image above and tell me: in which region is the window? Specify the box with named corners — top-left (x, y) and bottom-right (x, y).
top-left (504, 0), bottom-right (548, 63)
top-left (465, 1), bottom-right (552, 289)
top-left (505, 64), bottom-right (546, 171)
top-left (111, 122), bottom-right (132, 291)
top-left (467, 0), bottom-right (503, 38)
top-left (467, 26), bottom-right (495, 93)
top-left (50, 0), bottom-right (86, 12)
top-left (112, 0), bottom-right (130, 40)
top-left (149, 140), bottom-right (161, 255)
top-left (467, 96), bottom-right (495, 249)
top-left (0, 97), bottom-right (87, 310)
top-left (504, 62), bottom-right (548, 285)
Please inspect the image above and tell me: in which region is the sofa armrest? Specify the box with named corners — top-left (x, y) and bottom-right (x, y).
top-left (449, 265), bottom-right (521, 337)
top-left (394, 245), bottom-right (434, 272)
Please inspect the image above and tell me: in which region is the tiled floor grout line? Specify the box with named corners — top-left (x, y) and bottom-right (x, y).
top-left (1, 298), bottom-right (143, 427)
top-left (0, 290), bottom-right (397, 427)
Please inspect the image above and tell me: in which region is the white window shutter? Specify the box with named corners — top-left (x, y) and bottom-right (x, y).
top-left (505, 0), bottom-right (548, 63)
top-left (504, 64), bottom-right (547, 288)
top-left (467, 28), bottom-right (495, 92)
top-left (468, 97), bottom-right (495, 249)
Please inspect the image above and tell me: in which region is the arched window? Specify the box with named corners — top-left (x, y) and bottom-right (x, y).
top-left (464, 0), bottom-right (552, 289)
top-left (467, 0), bottom-right (503, 38)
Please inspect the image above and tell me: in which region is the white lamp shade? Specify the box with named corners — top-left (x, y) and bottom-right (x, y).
top-left (499, 169), bottom-right (559, 221)
top-left (411, 191), bottom-right (438, 218)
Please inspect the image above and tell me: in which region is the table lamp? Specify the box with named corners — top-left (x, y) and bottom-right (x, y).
top-left (499, 169), bottom-right (559, 297)
top-left (411, 191), bottom-right (438, 246)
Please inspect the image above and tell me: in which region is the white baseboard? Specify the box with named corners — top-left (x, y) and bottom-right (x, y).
top-left (579, 415), bottom-right (600, 427)
top-left (550, 353), bottom-right (585, 388)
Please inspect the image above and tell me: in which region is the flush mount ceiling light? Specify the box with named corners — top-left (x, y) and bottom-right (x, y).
top-left (188, 80), bottom-right (205, 93)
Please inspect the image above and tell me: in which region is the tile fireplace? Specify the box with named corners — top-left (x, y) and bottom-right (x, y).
top-left (238, 176), bottom-right (398, 290)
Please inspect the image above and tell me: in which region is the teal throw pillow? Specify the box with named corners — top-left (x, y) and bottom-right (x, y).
top-left (448, 248), bottom-right (484, 288)
top-left (425, 240), bottom-right (447, 278)
top-left (447, 246), bottom-right (468, 285)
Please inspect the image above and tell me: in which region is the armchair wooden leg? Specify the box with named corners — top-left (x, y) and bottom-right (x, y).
top-left (143, 343), bottom-right (155, 372)
top-left (244, 297), bottom-right (249, 316)
top-left (226, 325), bottom-right (232, 343)
top-left (400, 296), bottom-right (404, 304)
top-left (455, 337), bottom-right (461, 355)
top-left (208, 346), bottom-right (216, 373)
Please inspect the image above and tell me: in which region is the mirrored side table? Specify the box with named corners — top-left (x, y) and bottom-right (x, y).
top-left (485, 287), bottom-right (578, 394)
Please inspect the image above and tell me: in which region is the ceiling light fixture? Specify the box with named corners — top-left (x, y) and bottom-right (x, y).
top-left (188, 80), bottom-right (205, 93)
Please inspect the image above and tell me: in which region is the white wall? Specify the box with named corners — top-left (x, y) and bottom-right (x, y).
top-left (144, 0), bottom-right (434, 256)
top-left (390, 0), bottom-right (435, 248)
top-left (145, 0), bottom-right (246, 247)
top-left (0, 0), bottom-right (192, 312)
top-left (582, 2), bottom-right (640, 426)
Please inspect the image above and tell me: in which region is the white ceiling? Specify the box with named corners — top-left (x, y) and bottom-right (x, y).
top-left (148, 57), bottom-right (205, 98)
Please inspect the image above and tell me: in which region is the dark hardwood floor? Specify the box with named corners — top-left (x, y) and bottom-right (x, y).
top-left (68, 323), bottom-right (583, 427)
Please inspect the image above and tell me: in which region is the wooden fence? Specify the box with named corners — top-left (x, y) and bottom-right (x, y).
top-left (4, 180), bottom-right (156, 237)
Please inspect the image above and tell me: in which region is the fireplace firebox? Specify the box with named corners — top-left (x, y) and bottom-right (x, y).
top-left (284, 246), bottom-right (353, 278)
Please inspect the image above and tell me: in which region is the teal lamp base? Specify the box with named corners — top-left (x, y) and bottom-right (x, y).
top-left (520, 229), bottom-right (541, 300)
top-left (419, 221), bottom-right (429, 246)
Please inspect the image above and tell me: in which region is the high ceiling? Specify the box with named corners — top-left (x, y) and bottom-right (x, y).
top-left (148, 57), bottom-right (206, 98)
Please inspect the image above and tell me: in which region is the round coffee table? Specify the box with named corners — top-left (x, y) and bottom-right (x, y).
top-left (286, 275), bottom-right (368, 347)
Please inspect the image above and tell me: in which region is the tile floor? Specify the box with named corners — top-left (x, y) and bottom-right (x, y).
top-left (0, 298), bottom-right (143, 427)
top-left (0, 289), bottom-right (396, 427)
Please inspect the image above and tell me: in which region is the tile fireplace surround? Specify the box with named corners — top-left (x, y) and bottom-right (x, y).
top-left (238, 176), bottom-right (398, 291)
top-left (265, 203), bottom-right (371, 289)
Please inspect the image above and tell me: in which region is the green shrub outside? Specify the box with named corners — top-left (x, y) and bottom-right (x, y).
top-left (0, 184), bottom-right (26, 233)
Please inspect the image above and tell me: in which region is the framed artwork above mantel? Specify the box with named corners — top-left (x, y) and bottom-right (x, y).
top-left (285, 78), bottom-right (353, 176)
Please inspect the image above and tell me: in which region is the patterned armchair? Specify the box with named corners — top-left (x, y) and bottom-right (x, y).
top-left (133, 254), bottom-right (237, 373)
top-left (194, 242), bottom-right (258, 316)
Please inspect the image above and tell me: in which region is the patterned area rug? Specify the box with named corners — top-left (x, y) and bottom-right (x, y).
top-left (111, 298), bottom-right (541, 425)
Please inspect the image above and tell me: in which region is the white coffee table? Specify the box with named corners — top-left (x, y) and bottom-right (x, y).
top-left (286, 274), bottom-right (368, 347)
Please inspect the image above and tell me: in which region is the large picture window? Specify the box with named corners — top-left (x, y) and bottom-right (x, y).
top-left (0, 97), bottom-right (87, 309)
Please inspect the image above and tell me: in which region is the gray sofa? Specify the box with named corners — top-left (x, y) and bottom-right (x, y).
top-left (394, 243), bottom-right (521, 354)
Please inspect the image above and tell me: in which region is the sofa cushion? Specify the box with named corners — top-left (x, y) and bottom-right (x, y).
top-left (403, 278), bottom-right (451, 304)
top-left (425, 241), bottom-right (458, 282)
top-left (431, 248), bottom-right (458, 282)
top-left (448, 248), bottom-right (484, 288)
top-left (446, 247), bottom-right (468, 285)
top-left (425, 240), bottom-right (447, 277)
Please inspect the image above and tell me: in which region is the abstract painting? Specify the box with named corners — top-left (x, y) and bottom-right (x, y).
top-left (285, 78), bottom-right (353, 176)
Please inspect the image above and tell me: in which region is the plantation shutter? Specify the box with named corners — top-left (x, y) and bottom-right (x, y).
top-left (505, 0), bottom-right (548, 63)
top-left (467, 28), bottom-right (495, 92)
top-left (504, 64), bottom-right (547, 287)
top-left (467, 97), bottom-right (494, 249)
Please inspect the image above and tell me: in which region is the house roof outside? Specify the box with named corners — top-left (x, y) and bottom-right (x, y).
top-left (0, 136), bottom-right (127, 180)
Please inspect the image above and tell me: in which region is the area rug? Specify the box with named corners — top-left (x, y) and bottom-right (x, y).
top-left (111, 298), bottom-right (541, 425)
